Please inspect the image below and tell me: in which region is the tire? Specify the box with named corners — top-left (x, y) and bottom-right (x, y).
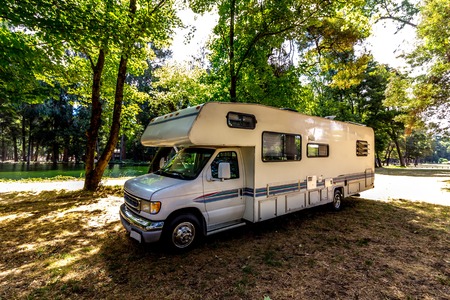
top-left (332, 189), bottom-right (343, 211)
top-left (163, 214), bottom-right (200, 252)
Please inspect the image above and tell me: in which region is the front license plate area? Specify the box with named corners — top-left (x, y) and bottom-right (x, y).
top-left (130, 230), bottom-right (142, 243)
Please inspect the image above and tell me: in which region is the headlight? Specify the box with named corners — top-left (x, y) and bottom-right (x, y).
top-left (141, 201), bottom-right (161, 214)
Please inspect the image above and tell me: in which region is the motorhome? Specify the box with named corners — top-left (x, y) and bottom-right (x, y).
top-left (120, 102), bottom-right (375, 251)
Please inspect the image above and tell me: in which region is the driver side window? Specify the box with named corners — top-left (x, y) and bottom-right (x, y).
top-left (211, 151), bottom-right (240, 179)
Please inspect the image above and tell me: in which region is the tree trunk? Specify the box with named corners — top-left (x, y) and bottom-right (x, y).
top-left (229, 0), bottom-right (237, 102)
top-left (12, 134), bottom-right (18, 162)
top-left (34, 141), bottom-right (40, 162)
top-left (22, 115), bottom-right (26, 161)
top-left (1, 125), bottom-right (5, 162)
top-left (84, 56), bottom-right (128, 190)
top-left (84, 0), bottom-right (135, 191)
top-left (27, 120), bottom-right (32, 165)
top-left (375, 151), bottom-right (382, 168)
top-left (392, 138), bottom-right (405, 167)
top-left (52, 141), bottom-right (58, 165)
top-left (63, 146), bottom-right (69, 163)
top-left (384, 143), bottom-right (393, 166)
top-left (120, 134), bottom-right (126, 161)
top-left (84, 48), bottom-right (106, 190)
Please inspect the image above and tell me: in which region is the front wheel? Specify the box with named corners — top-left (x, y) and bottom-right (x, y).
top-left (163, 214), bottom-right (201, 252)
top-left (332, 189), bottom-right (343, 211)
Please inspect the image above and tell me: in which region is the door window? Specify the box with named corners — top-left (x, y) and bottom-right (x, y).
top-left (211, 151), bottom-right (240, 179)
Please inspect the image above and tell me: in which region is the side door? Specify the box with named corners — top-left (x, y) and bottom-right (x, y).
top-left (203, 149), bottom-right (245, 226)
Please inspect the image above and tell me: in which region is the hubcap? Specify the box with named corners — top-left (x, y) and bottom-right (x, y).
top-left (172, 222), bottom-right (195, 248)
top-left (334, 193), bottom-right (341, 209)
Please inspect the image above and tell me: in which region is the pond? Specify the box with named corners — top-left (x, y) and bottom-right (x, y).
top-left (0, 163), bottom-right (149, 181)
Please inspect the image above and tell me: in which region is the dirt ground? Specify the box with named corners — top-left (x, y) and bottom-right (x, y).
top-left (0, 168), bottom-right (449, 299)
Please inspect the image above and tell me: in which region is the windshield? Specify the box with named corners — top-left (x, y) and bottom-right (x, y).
top-left (156, 148), bottom-right (215, 180)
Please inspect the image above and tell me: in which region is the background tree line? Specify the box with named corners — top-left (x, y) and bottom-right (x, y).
top-left (0, 0), bottom-right (449, 190)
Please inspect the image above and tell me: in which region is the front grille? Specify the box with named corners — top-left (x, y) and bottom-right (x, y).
top-left (125, 193), bottom-right (139, 208)
top-left (124, 189), bottom-right (147, 210)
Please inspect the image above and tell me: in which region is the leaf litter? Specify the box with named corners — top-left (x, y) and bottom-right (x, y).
top-left (0, 186), bottom-right (449, 299)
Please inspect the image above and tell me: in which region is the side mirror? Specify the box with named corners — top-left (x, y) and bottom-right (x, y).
top-left (218, 162), bottom-right (231, 180)
top-left (159, 157), bottom-right (166, 169)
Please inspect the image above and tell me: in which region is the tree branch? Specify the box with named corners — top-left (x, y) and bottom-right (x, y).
top-left (376, 16), bottom-right (417, 28)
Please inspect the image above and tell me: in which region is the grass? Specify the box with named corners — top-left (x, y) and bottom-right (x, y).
top-left (377, 165), bottom-right (450, 177)
top-left (1, 186), bottom-right (449, 299)
top-left (0, 163), bottom-right (149, 182)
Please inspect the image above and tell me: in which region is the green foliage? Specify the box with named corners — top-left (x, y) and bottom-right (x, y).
top-left (0, 0), bottom-right (180, 189)
top-left (406, 0), bottom-right (450, 133)
top-left (438, 158), bottom-right (448, 164)
top-left (374, 0), bottom-right (419, 29)
top-left (0, 22), bottom-right (56, 107)
top-left (2, 0), bottom-right (448, 174)
top-left (153, 63), bottom-right (212, 110)
top-left (196, 0), bottom-right (374, 104)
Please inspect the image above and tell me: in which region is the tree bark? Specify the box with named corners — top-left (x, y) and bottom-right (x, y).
top-left (84, 0), bottom-right (136, 191)
top-left (84, 48), bottom-right (106, 190)
top-left (1, 125), bottom-right (5, 162)
top-left (12, 134), bottom-right (18, 162)
top-left (22, 114), bottom-right (26, 161)
top-left (27, 119), bottom-right (32, 165)
top-left (229, 0), bottom-right (237, 102)
top-left (384, 143), bottom-right (393, 166)
top-left (34, 141), bottom-right (40, 162)
top-left (393, 137), bottom-right (405, 167)
top-left (52, 140), bottom-right (58, 165)
top-left (85, 55), bottom-right (127, 190)
top-left (120, 134), bottom-right (126, 161)
top-left (63, 146), bottom-right (69, 163)
top-left (389, 128), bottom-right (406, 167)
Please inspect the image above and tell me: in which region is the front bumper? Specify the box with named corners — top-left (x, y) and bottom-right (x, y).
top-left (119, 204), bottom-right (164, 243)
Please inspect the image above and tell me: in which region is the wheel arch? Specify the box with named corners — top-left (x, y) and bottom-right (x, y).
top-left (165, 207), bottom-right (207, 236)
top-left (334, 186), bottom-right (344, 196)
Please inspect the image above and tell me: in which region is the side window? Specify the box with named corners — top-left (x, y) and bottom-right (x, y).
top-left (307, 143), bottom-right (329, 157)
top-left (211, 151), bottom-right (240, 179)
top-left (262, 132), bottom-right (301, 161)
top-left (227, 112), bottom-right (257, 129)
top-left (356, 140), bottom-right (369, 156)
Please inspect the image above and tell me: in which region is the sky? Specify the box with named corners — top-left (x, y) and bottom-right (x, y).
top-left (365, 20), bottom-right (418, 70)
top-left (170, 10), bottom-right (218, 63)
top-left (170, 10), bottom-right (418, 70)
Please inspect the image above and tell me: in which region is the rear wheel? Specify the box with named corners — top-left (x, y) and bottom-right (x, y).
top-left (163, 214), bottom-right (200, 252)
top-left (332, 189), bottom-right (343, 211)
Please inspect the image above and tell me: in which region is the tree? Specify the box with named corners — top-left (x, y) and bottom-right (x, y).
top-left (407, 0), bottom-right (450, 134)
top-left (375, 0), bottom-right (419, 29)
top-left (405, 129), bottom-right (432, 165)
top-left (153, 63), bottom-right (212, 110)
top-left (2, 0), bottom-right (180, 190)
top-left (191, 0), bottom-right (374, 106)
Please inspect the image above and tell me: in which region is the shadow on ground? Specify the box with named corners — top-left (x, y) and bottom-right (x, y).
top-left (1, 189), bottom-right (449, 299)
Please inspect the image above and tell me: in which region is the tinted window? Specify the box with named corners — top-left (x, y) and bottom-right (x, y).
top-left (158, 148), bottom-right (214, 180)
top-left (227, 112), bottom-right (257, 129)
top-left (262, 132), bottom-right (301, 161)
top-left (307, 143), bottom-right (329, 157)
top-left (211, 151), bottom-right (239, 179)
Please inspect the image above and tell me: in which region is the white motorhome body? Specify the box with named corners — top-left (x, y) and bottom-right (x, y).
top-left (120, 102), bottom-right (375, 250)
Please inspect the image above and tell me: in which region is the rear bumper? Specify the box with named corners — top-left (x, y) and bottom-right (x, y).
top-left (119, 204), bottom-right (164, 243)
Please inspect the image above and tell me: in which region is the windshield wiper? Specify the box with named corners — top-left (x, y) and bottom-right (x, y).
top-left (160, 170), bottom-right (185, 179)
